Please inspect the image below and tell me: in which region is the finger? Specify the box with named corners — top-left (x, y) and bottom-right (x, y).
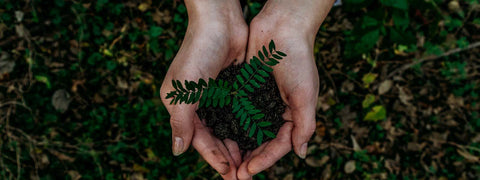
top-left (246, 122), bottom-right (293, 175)
top-left (290, 96), bottom-right (317, 159)
top-left (238, 142), bottom-right (269, 179)
top-left (217, 139), bottom-right (238, 180)
top-left (223, 139), bottom-right (242, 167)
top-left (168, 105), bottom-right (196, 156)
top-left (192, 117), bottom-right (231, 175)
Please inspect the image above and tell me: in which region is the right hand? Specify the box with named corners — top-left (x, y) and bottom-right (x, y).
top-left (159, 0), bottom-right (248, 179)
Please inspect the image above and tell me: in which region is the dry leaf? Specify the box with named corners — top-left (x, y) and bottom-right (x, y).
top-left (0, 52), bottom-right (14, 74)
top-left (67, 171), bottom-right (81, 180)
top-left (351, 135), bottom-right (362, 151)
top-left (344, 160), bottom-right (356, 174)
top-left (378, 80), bottom-right (393, 95)
top-left (457, 148), bottom-right (479, 162)
top-left (52, 89), bottom-right (71, 113)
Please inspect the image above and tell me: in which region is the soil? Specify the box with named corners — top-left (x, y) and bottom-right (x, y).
top-left (197, 65), bottom-right (286, 150)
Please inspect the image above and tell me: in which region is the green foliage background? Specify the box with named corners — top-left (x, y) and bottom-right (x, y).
top-left (0, 0), bottom-right (479, 179)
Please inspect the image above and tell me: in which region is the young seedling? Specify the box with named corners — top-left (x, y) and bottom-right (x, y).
top-left (166, 40), bottom-right (286, 145)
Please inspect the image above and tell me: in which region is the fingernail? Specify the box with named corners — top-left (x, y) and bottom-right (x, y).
top-left (173, 137), bottom-right (184, 156)
top-left (299, 143), bottom-right (308, 159)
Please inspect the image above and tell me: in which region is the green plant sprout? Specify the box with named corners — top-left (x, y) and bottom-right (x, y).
top-left (166, 40), bottom-right (287, 145)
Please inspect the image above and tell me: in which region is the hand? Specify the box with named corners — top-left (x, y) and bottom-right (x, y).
top-left (237, 1), bottom-right (335, 179)
top-left (159, 0), bottom-right (247, 179)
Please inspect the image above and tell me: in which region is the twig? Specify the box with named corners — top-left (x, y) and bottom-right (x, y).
top-left (387, 41), bottom-right (480, 79)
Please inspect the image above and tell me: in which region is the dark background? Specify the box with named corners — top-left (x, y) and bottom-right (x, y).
top-left (0, 0), bottom-right (479, 179)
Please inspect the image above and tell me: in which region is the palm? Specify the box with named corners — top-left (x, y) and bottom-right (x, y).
top-left (237, 16), bottom-right (319, 179)
top-left (160, 15), bottom-right (247, 179)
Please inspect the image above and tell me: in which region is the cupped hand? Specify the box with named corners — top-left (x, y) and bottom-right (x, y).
top-left (159, 0), bottom-right (247, 179)
top-left (237, 0), bottom-right (334, 179)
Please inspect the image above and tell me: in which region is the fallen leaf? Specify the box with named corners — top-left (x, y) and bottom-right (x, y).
top-left (306, 155), bottom-right (329, 167)
top-left (67, 171), bottom-right (81, 180)
top-left (457, 148), bottom-right (479, 162)
top-left (378, 80), bottom-right (393, 95)
top-left (364, 105), bottom-right (387, 121)
top-left (362, 73), bottom-right (377, 88)
top-left (344, 160), bottom-right (356, 174)
top-left (138, 3), bottom-right (149, 12)
top-left (351, 135), bottom-right (362, 151)
top-left (0, 52), bottom-right (14, 74)
top-left (52, 89), bottom-right (71, 113)
top-left (362, 94), bottom-right (376, 108)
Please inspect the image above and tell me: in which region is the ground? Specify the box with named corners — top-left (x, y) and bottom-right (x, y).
top-left (0, 0), bottom-right (479, 179)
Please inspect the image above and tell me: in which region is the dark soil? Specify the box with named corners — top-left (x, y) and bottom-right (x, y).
top-left (197, 65), bottom-right (286, 150)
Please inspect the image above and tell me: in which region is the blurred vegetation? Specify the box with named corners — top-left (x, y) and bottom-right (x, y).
top-left (0, 0), bottom-right (479, 179)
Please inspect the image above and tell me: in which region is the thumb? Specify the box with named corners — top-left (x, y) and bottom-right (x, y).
top-left (169, 107), bottom-right (196, 156)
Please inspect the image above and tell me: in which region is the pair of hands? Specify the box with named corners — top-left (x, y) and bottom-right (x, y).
top-left (160, 0), bottom-right (334, 179)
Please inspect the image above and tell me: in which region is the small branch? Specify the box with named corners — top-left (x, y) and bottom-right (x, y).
top-left (387, 41), bottom-right (480, 79)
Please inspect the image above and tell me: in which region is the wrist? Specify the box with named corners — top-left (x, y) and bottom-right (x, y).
top-left (184, 0), bottom-right (243, 25)
top-left (260, 0), bottom-right (335, 36)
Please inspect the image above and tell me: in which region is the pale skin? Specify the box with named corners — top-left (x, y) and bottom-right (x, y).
top-left (159, 0), bottom-right (335, 179)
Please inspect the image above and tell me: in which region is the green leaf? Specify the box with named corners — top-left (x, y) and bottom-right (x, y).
top-left (236, 75), bottom-right (245, 85)
top-left (254, 75), bottom-right (266, 83)
top-left (207, 88), bottom-right (215, 98)
top-left (208, 78), bottom-right (215, 87)
top-left (276, 51), bottom-right (287, 57)
top-left (236, 109), bottom-right (243, 119)
top-left (258, 51), bottom-right (265, 61)
top-left (176, 80), bottom-right (186, 92)
top-left (249, 123), bottom-right (257, 137)
top-left (206, 98), bottom-right (212, 107)
top-left (268, 40), bottom-right (275, 53)
top-left (364, 105), bottom-right (387, 121)
top-left (172, 80), bottom-right (177, 90)
top-left (258, 70), bottom-right (269, 77)
top-left (263, 130), bottom-right (276, 138)
top-left (362, 94), bottom-right (376, 108)
top-left (194, 91), bottom-right (202, 102)
top-left (233, 82), bottom-right (239, 90)
top-left (219, 97), bottom-right (225, 107)
top-left (166, 91), bottom-right (176, 99)
top-left (272, 54), bottom-right (282, 59)
top-left (241, 113), bottom-right (247, 125)
top-left (252, 57), bottom-right (262, 67)
top-left (252, 113), bottom-right (265, 120)
top-left (185, 80), bottom-right (195, 91)
top-left (213, 98), bottom-right (218, 107)
top-left (245, 63), bottom-right (253, 74)
top-left (250, 80), bottom-right (260, 88)
top-left (198, 78), bottom-right (207, 88)
top-left (362, 73), bottom-right (377, 88)
top-left (258, 121), bottom-right (272, 127)
top-left (260, 64), bottom-right (273, 72)
top-left (225, 96), bottom-right (231, 105)
top-left (257, 130), bottom-right (264, 145)
top-left (269, 57), bottom-right (280, 64)
top-left (188, 92), bottom-right (196, 103)
top-left (245, 85), bottom-right (254, 92)
top-left (241, 68), bottom-right (249, 79)
top-left (262, 46), bottom-right (269, 59)
top-left (243, 117), bottom-right (251, 130)
top-left (237, 90), bottom-right (247, 97)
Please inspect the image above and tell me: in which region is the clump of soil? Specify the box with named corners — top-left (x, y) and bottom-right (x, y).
top-left (197, 65), bottom-right (286, 150)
